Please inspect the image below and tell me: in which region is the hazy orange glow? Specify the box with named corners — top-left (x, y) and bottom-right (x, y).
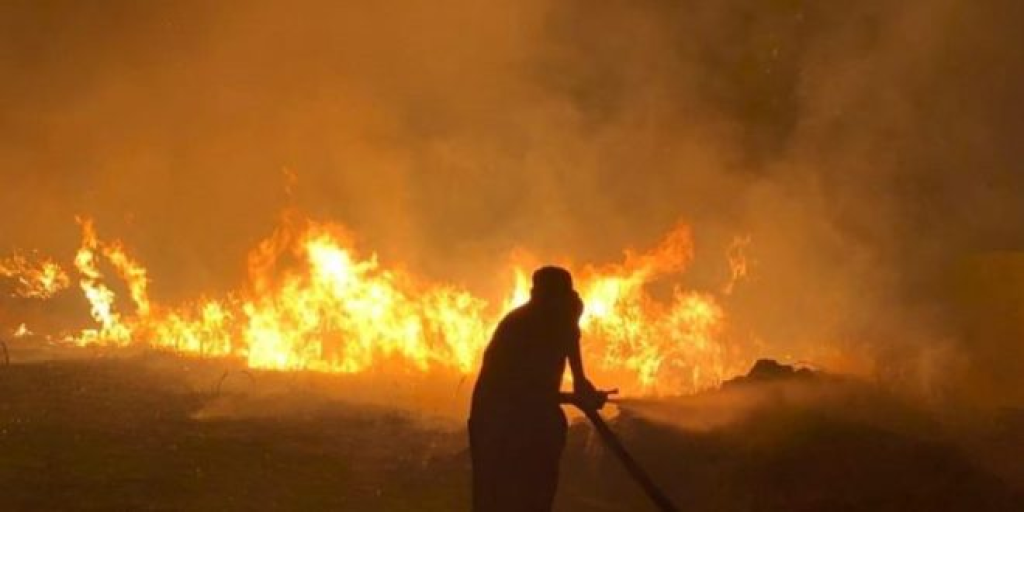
top-left (10, 212), bottom-right (746, 395)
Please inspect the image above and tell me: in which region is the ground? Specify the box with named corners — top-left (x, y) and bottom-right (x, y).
top-left (1, 355), bottom-right (1022, 510)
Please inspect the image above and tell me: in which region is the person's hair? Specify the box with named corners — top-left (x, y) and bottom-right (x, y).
top-left (530, 266), bottom-right (574, 303)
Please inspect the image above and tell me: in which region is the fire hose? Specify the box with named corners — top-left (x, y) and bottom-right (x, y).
top-left (561, 391), bottom-right (678, 512)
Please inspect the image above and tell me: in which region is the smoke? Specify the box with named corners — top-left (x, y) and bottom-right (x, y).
top-left (2, 1), bottom-right (1023, 401)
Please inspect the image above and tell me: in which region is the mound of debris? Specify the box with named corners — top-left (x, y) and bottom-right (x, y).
top-left (722, 358), bottom-right (819, 389)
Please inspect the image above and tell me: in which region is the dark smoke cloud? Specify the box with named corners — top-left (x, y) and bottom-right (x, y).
top-left (2, 1), bottom-right (1022, 400)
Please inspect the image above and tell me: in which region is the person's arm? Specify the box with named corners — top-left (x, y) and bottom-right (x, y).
top-left (568, 336), bottom-right (594, 394)
top-left (566, 322), bottom-right (607, 410)
top-left (561, 292), bottom-right (606, 410)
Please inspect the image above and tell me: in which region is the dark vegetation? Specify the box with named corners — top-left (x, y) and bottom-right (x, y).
top-left (1, 357), bottom-right (1021, 510)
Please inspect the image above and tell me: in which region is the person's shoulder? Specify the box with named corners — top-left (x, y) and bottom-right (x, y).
top-left (507, 303), bottom-right (548, 332)
top-left (496, 304), bottom-right (528, 329)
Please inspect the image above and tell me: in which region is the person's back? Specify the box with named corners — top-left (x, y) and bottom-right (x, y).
top-left (471, 303), bottom-right (575, 420)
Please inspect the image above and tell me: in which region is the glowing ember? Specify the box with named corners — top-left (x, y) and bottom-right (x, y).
top-left (6, 212), bottom-right (746, 395)
top-left (722, 235), bottom-right (751, 296)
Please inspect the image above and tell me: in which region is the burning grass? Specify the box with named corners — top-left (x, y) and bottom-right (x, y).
top-left (2, 211), bottom-right (748, 397)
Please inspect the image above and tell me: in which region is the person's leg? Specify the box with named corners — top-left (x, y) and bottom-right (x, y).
top-left (469, 418), bottom-right (499, 511)
top-left (515, 409), bottom-right (568, 511)
top-left (538, 410), bottom-right (569, 510)
top-left (473, 410), bottom-right (567, 511)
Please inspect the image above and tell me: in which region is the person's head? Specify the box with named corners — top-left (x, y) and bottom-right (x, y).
top-left (530, 266), bottom-right (583, 319)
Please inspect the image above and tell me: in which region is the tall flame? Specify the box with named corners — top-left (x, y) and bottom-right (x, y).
top-left (73, 217), bottom-right (132, 346)
top-left (573, 225), bottom-right (728, 393)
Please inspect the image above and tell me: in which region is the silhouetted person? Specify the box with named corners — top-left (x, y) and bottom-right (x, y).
top-left (469, 266), bottom-right (605, 511)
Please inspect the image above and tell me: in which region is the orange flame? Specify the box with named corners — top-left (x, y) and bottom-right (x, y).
top-left (241, 220), bottom-right (490, 374)
top-left (0, 252), bottom-right (71, 299)
top-left (103, 240), bottom-right (151, 318)
top-left (571, 225), bottom-right (729, 393)
top-left (20, 212), bottom-right (745, 395)
top-left (73, 217), bottom-right (133, 345)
